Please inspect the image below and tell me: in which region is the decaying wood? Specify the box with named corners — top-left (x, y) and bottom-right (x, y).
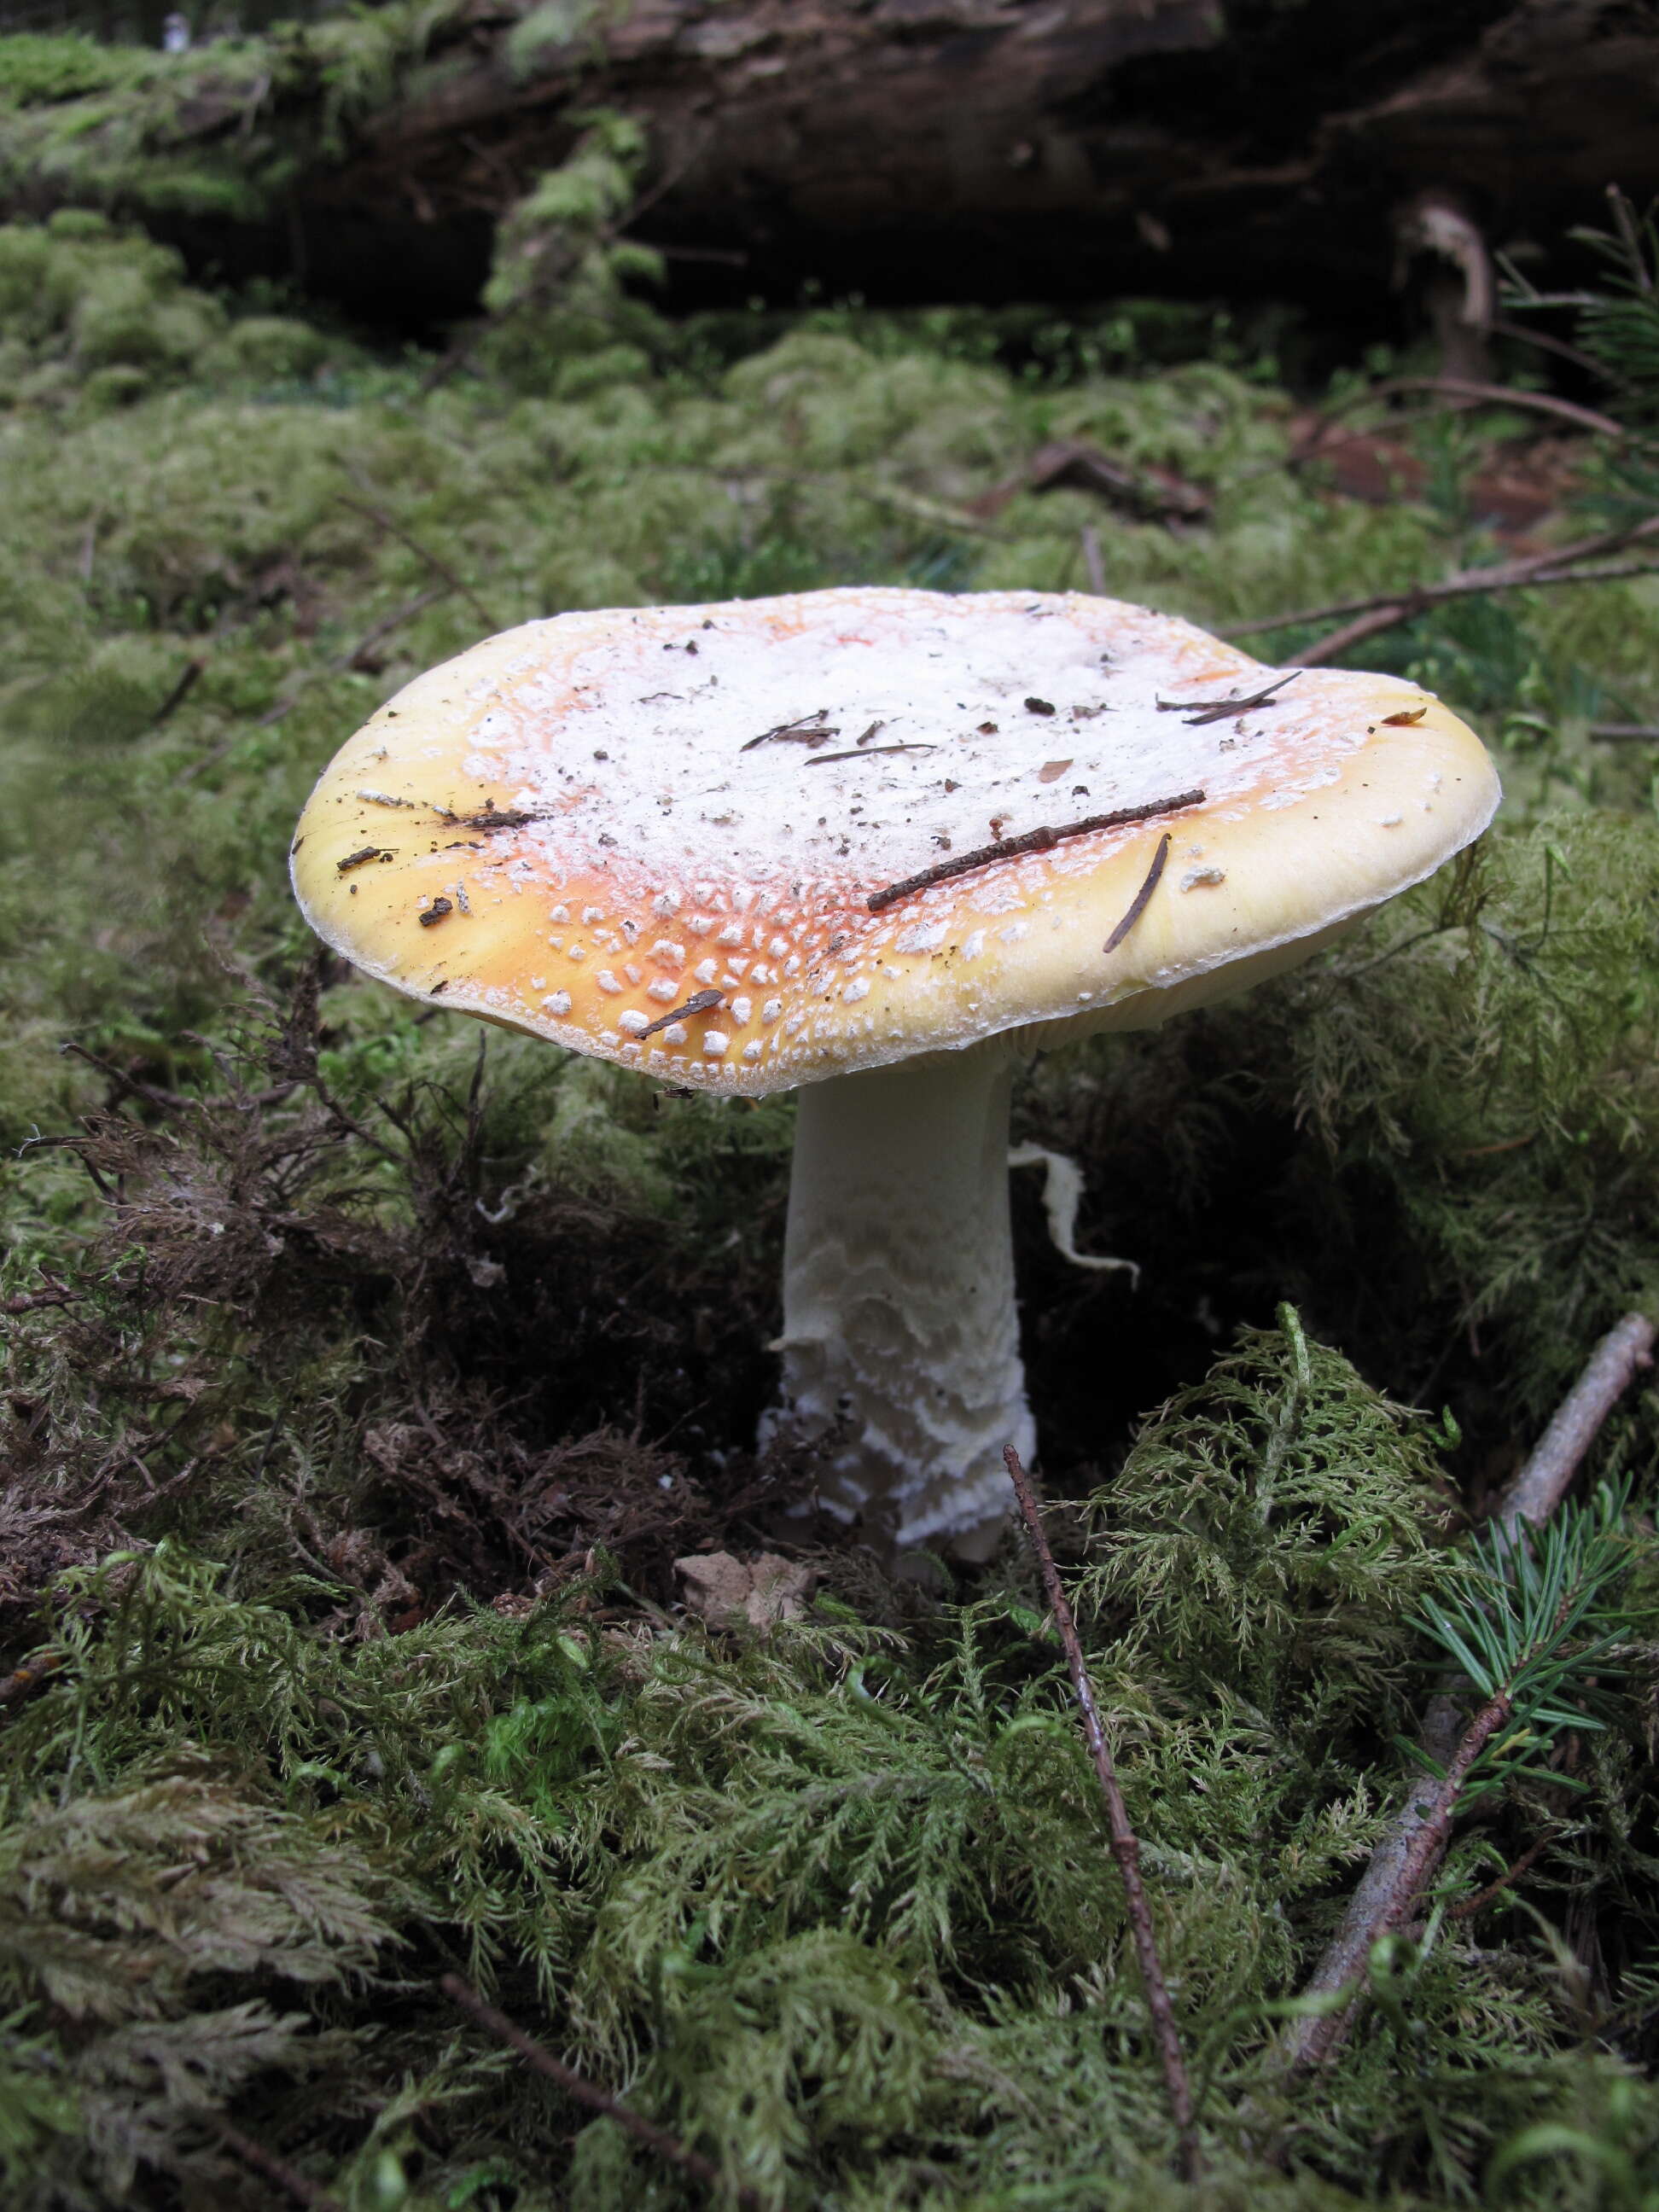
top-left (30, 4), bottom-right (1659, 329)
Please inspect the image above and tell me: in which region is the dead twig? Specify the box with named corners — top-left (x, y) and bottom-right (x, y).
top-left (149, 657), bottom-right (205, 728)
top-left (1496, 1313), bottom-right (1656, 1534)
top-left (1225, 509), bottom-right (1659, 665)
top-left (742, 710), bottom-right (837, 752)
top-left (1003, 1444), bottom-right (1201, 2182)
top-left (637, 988), bottom-right (725, 1039)
top-left (805, 742), bottom-right (936, 766)
top-left (1315, 375), bottom-right (1626, 445)
top-left (0, 1278), bottom-right (81, 1317)
top-left (1012, 439), bottom-right (1211, 523)
top-left (422, 125), bottom-right (718, 398)
top-left (335, 583), bottom-right (454, 672)
top-left (1156, 672), bottom-right (1299, 725)
top-left (1445, 1831), bottom-right (1557, 1921)
top-left (1287, 1685), bottom-right (1519, 2072)
top-left (1589, 722), bottom-right (1659, 742)
top-left (865, 789), bottom-right (1205, 912)
top-left (1279, 1312), bottom-right (1655, 2072)
top-left (1103, 833), bottom-right (1173, 952)
top-left (335, 492), bottom-right (498, 632)
top-left (1487, 317), bottom-right (1612, 381)
top-left (213, 2118), bottom-right (344, 2211)
top-left (1080, 524), bottom-right (1107, 597)
top-left (685, 462), bottom-right (1006, 542)
top-left (0, 1650), bottom-right (64, 1707)
top-left (440, 1974), bottom-right (771, 2209)
top-left (242, 585), bottom-right (455, 737)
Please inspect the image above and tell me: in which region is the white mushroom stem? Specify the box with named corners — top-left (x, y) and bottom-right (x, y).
top-left (766, 1044), bottom-right (1034, 1559)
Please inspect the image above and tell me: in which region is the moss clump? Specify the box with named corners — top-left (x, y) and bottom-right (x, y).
top-left (0, 1), bottom-right (468, 223)
top-left (0, 33), bottom-right (139, 108)
top-left (0, 212), bottom-right (364, 412)
top-left (0, 209), bottom-right (1656, 2203)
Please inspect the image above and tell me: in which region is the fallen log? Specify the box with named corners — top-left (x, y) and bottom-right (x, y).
top-left (6, 2), bottom-right (1659, 329)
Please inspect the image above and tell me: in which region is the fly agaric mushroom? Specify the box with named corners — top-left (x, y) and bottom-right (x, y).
top-left (290, 587), bottom-right (1499, 1557)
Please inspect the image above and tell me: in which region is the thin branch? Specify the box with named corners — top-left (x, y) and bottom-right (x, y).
top-left (422, 126), bottom-right (715, 397)
top-left (213, 2118), bottom-right (344, 2211)
top-left (0, 1650), bottom-right (63, 1707)
top-left (1225, 509), bottom-right (1659, 663)
top-left (335, 584), bottom-right (454, 673)
top-left (1316, 374), bottom-right (1626, 444)
top-left (805, 742), bottom-right (936, 766)
top-left (1487, 316), bottom-right (1612, 381)
top-left (335, 492), bottom-right (498, 632)
top-left (1080, 524), bottom-right (1107, 596)
top-left (149, 656), bottom-right (206, 728)
top-left (1590, 722), bottom-right (1659, 742)
top-left (865, 789), bottom-right (1205, 912)
top-left (441, 1975), bottom-right (771, 2209)
top-left (1003, 1445), bottom-right (1201, 2182)
top-left (680, 461), bottom-right (1006, 541)
top-left (1496, 1312), bottom-right (1655, 1535)
top-left (254, 585), bottom-right (454, 731)
top-left (1279, 1312), bottom-right (1654, 2071)
top-left (0, 1278), bottom-right (81, 1317)
top-left (638, 988), bottom-right (725, 1039)
top-left (1444, 1831), bottom-right (1556, 1921)
top-left (1155, 671), bottom-right (1299, 725)
top-left (1103, 833), bottom-right (1172, 952)
top-left (1287, 1686), bottom-right (1516, 2071)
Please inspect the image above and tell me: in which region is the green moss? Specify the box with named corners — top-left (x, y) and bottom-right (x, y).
top-left (0, 215), bottom-right (1655, 2206)
top-left (0, 33), bottom-right (139, 108)
top-left (0, 1), bottom-right (468, 222)
top-left (506, 0), bottom-right (605, 82)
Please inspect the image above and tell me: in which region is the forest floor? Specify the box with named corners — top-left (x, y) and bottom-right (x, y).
top-left (1, 210), bottom-right (1657, 2209)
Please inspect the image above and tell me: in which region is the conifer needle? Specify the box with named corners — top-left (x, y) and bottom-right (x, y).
top-left (1281, 1311), bottom-right (1655, 2073)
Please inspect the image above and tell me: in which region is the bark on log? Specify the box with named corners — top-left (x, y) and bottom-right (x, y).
top-left (15, 0), bottom-right (1659, 327)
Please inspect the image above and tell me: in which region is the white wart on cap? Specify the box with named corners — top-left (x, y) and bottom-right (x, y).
top-left (292, 588), bottom-right (1499, 1559)
top-left (289, 588), bottom-right (1499, 1090)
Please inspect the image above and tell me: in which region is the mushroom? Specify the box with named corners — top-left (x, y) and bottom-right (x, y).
top-left (290, 587), bottom-right (1499, 1558)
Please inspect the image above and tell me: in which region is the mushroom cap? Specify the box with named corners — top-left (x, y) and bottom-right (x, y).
top-left (290, 587), bottom-right (1499, 1095)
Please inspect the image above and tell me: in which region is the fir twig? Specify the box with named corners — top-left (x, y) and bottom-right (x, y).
top-left (1002, 1444), bottom-right (1202, 2183)
top-left (440, 1975), bottom-right (773, 2209)
top-left (1280, 1313), bottom-right (1653, 2070)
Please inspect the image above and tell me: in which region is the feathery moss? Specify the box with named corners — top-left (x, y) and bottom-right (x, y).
top-left (0, 207), bottom-right (1656, 2204)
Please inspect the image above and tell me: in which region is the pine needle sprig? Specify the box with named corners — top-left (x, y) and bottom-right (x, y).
top-left (1406, 1479), bottom-right (1631, 1805)
top-left (1567, 191), bottom-right (1659, 421)
top-left (1283, 1486), bottom-right (1632, 2076)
